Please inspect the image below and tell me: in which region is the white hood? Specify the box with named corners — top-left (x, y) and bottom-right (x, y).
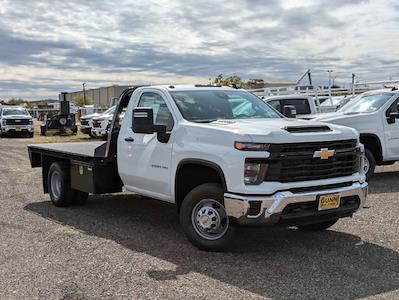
top-left (2, 115), bottom-right (31, 119)
top-left (196, 118), bottom-right (359, 144)
top-left (81, 113), bottom-right (100, 120)
top-left (311, 112), bottom-right (375, 134)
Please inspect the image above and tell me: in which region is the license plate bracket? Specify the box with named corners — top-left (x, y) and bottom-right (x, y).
top-left (318, 193), bottom-right (340, 211)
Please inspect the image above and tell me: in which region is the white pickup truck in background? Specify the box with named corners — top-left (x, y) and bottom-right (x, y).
top-left (0, 106), bottom-right (34, 138)
top-left (91, 105), bottom-right (116, 138)
top-left (28, 85), bottom-right (368, 251)
top-left (313, 88), bottom-right (399, 178)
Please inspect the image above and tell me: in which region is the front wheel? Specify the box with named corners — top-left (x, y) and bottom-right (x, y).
top-left (364, 148), bottom-right (375, 179)
top-left (179, 183), bottom-right (235, 251)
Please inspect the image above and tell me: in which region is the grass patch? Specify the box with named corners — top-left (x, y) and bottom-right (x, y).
top-left (56, 225), bottom-right (81, 235)
top-left (31, 131), bottom-right (94, 143)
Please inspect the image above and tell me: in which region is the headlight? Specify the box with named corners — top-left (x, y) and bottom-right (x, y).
top-left (28, 119), bottom-right (33, 125)
top-left (2, 120), bottom-right (6, 126)
top-left (235, 142), bottom-right (270, 151)
top-left (244, 161), bottom-right (268, 185)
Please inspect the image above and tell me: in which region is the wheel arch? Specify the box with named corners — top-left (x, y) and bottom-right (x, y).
top-left (359, 133), bottom-right (383, 163)
top-left (174, 159), bottom-right (227, 210)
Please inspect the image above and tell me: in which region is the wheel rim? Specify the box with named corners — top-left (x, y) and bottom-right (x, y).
top-left (191, 199), bottom-right (229, 241)
top-left (50, 170), bottom-right (62, 199)
top-left (363, 155), bottom-right (370, 174)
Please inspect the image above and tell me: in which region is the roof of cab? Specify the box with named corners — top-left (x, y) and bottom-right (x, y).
top-left (140, 85), bottom-right (237, 92)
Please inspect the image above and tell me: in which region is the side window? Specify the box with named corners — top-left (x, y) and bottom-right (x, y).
top-left (138, 92), bottom-right (174, 131)
top-left (283, 99), bottom-right (311, 114)
top-left (268, 100), bottom-right (282, 112)
top-left (387, 97), bottom-right (399, 113)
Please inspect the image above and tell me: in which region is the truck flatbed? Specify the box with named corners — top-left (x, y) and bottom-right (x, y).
top-left (28, 140), bottom-right (122, 195)
top-left (28, 141), bottom-right (106, 159)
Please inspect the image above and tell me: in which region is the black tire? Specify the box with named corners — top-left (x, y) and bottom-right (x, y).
top-left (47, 162), bottom-right (89, 207)
top-left (40, 125), bottom-right (46, 136)
top-left (179, 183), bottom-right (235, 251)
top-left (28, 132), bottom-right (34, 138)
top-left (0, 131), bottom-right (4, 138)
top-left (364, 148), bottom-right (376, 179)
top-left (297, 219), bottom-right (338, 231)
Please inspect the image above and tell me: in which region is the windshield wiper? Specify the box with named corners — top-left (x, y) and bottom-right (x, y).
top-left (194, 119), bottom-right (219, 123)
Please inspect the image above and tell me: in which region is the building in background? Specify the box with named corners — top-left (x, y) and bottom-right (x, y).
top-left (60, 85), bottom-right (130, 109)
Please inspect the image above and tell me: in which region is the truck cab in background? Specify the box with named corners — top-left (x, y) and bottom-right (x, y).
top-left (313, 88), bottom-right (399, 178)
top-left (264, 95), bottom-right (320, 119)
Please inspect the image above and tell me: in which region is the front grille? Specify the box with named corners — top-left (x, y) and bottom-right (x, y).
top-left (264, 139), bottom-right (360, 182)
top-left (92, 120), bottom-right (101, 128)
top-left (80, 119), bottom-right (89, 126)
top-left (281, 195), bottom-right (360, 219)
top-left (5, 119), bottom-right (30, 125)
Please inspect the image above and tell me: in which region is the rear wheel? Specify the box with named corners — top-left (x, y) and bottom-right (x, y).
top-left (297, 219), bottom-right (338, 231)
top-left (47, 162), bottom-right (88, 207)
top-left (179, 183), bottom-right (235, 251)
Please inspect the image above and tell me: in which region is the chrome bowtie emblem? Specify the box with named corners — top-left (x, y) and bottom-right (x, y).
top-left (313, 148), bottom-right (335, 159)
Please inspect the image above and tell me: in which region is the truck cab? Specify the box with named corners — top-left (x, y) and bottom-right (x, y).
top-left (28, 85), bottom-right (367, 251)
top-left (312, 88), bottom-right (399, 178)
top-left (264, 95), bottom-right (320, 119)
top-left (0, 106), bottom-right (34, 138)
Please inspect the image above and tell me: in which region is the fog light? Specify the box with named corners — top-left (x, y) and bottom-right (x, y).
top-left (244, 162), bottom-right (268, 185)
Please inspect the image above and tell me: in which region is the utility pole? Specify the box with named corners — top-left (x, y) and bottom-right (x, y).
top-left (327, 70), bottom-right (333, 104)
top-left (351, 73), bottom-right (356, 97)
top-left (82, 82), bottom-right (86, 106)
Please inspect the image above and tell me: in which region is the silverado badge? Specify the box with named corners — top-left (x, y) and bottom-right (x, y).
top-left (313, 148), bottom-right (335, 160)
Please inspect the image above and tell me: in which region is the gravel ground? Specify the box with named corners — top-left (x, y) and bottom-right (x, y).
top-left (0, 137), bottom-right (398, 300)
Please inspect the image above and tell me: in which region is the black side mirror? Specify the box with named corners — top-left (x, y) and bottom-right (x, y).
top-left (283, 105), bottom-right (297, 118)
top-left (132, 107), bottom-right (166, 134)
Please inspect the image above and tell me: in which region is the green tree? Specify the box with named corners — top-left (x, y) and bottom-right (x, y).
top-left (7, 98), bottom-right (26, 105)
top-left (72, 94), bottom-right (93, 106)
top-left (213, 74), bottom-right (250, 88)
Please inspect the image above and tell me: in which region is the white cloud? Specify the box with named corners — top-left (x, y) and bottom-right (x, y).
top-left (0, 0), bottom-right (398, 99)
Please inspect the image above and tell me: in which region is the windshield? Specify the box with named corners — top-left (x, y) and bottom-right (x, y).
top-left (338, 93), bottom-right (393, 113)
top-left (170, 90), bottom-right (281, 122)
top-left (2, 108), bottom-right (29, 116)
top-left (103, 106), bottom-right (116, 115)
top-left (320, 97), bottom-right (345, 107)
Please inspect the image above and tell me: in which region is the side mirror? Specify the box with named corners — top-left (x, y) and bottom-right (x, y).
top-left (283, 105), bottom-right (297, 118)
top-left (132, 107), bottom-right (166, 134)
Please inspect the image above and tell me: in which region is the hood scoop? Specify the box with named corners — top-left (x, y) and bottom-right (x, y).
top-left (284, 125), bottom-right (331, 133)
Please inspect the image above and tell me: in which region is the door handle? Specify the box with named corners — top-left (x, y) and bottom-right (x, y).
top-left (125, 137), bottom-right (135, 142)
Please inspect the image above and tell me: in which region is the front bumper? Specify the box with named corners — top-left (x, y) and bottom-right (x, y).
top-left (80, 126), bottom-right (92, 134)
top-left (224, 181), bottom-right (368, 226)
top-left (1, 125), bottom-right (34, 133)
top-left (91, 127), bottom-right (107, 137)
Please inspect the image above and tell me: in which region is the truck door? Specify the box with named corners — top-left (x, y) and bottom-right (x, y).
top-left (118, 90), bottom-right (175, 201)
top-left (383, 96), bottom-right (399, 158)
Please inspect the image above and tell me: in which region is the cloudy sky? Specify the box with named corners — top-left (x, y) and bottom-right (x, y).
top-left (0, 0), bottom-right (398, 100)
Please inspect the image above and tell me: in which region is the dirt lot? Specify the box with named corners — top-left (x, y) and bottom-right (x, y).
top-left (0, 135), bottom-right (398, 300)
